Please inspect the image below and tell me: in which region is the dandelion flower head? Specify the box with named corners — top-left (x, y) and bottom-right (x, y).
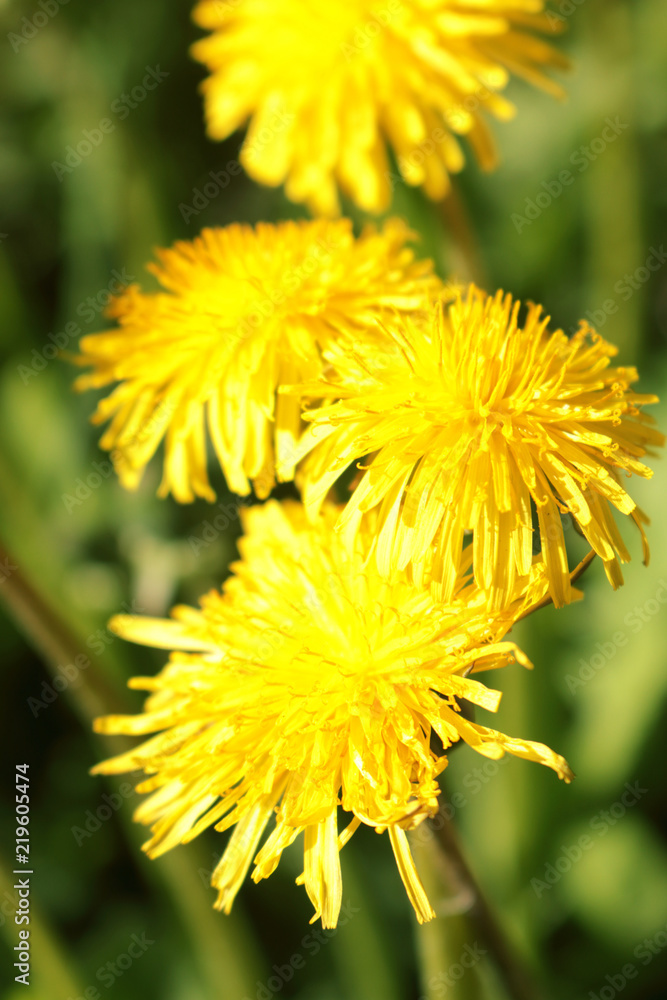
top-left (93, 500), bottom-right (572, 926)
top-left (293, 285), bottom-right (663, 607)
top-left (192, 0), bottom-right (568, 214)
top-left (74, 218), bottom-right (439, 502)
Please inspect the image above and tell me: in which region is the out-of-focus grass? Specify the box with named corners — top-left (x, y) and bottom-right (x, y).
top-left (1, 0), bottom-right (666, 998)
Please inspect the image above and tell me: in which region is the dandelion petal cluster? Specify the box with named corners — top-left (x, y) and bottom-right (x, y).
top-left (294, 285), bottom-right (664, 606)
top-left (75, 219), bottom-right (439, 502)
top-left (93, 501), bottom-right (572, 926)
top-left (191, 0), bottom-right (568, 214)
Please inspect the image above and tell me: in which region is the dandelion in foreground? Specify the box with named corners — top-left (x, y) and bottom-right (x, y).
top-left (73, 218), bottom-right (438, 502)
top-left (191, 0), bottom-right (568, 215)
top-left (93, 500), bottom-right (572, 927)
top-left (293, 286), bottom-right (664, 607)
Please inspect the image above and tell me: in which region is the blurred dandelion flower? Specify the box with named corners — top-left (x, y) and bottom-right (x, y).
top-left (293, 285), bottom-right (664, 607)
top-left (191, 0), bottom-right (568, 214)
top-left (93, 500), bottom-right (572, 926)
top-left (74, 218), bottom-right (438, 502)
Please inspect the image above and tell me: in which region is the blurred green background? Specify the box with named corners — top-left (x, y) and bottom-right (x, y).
top-left (1, 0), bottom-right (666, 998)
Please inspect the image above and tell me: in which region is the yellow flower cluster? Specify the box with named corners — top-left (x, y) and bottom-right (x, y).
top-left (80, 228), bottom-right (662, 923)
top-left (79, 0), bottom-right (662, 929)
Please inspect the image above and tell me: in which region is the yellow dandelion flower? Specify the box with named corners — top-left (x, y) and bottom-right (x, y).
top-left (292, 286), bottom-right (664, 608)
top-left (93, 499), bottom-right (572, 927)
top-left (191, 0), bottom-right (568, 215)
top-left (73, 218), bottom-right (439, 502)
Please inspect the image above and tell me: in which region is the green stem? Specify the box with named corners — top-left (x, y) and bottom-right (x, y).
top-left (516, 549), bottom-right (596, 623)
top-left (440, 182), bottom-right (487, 288)
top-left (0, 537), bottom-right (264, 1000)
top-left (428, 814), bottom-right (543, 1000)
top-left (330, 851), bottom-right (403, 1000)
top-left (411, 830), bottom-right (484, 1000)
top-left (0, 540), bottom-right (128, 727)
top-left (581, 0), bottom-right (644, 359)
top-left (0, 857), bottom-right (85, 998)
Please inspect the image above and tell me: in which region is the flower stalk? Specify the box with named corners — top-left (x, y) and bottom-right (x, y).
top-left (428, 812), bottom-right (543, 1000)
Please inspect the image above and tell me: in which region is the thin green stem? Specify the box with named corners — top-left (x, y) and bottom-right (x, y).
top-left (516, 549), bottom-right (597, 622)
top-left (0, 536), bottom-right (264, 1000)
top-left (411, 830), bottom-right (484, 1000)
top-left (0, 858), bottom-right (85, 998)
top-left (582, 0), bottom-right (644, 360)
top-left (0, 540), bottom-right (128, 727)
top-left (440, 182), bottom-right (487, 288)
top-left (429, 815), bottom-right (543, 1000)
